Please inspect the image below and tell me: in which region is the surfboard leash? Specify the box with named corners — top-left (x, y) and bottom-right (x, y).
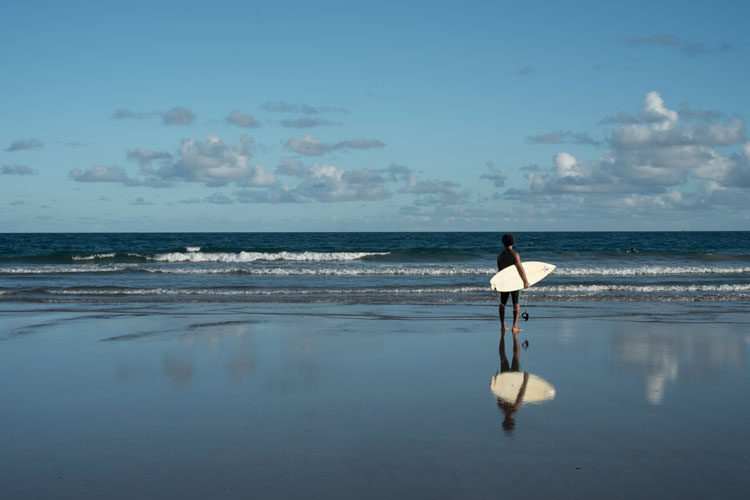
top-left (521, 290), bottom-right (529, 321)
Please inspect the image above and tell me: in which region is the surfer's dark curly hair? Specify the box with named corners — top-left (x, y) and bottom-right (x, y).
top-left (502, 234), bottom-right (515, 247)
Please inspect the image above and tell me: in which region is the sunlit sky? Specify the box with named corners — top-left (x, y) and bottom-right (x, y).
top-left (2, 0), bottom-right (749, 232)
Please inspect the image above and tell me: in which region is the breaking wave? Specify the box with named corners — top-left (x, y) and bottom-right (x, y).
top-left (148, 251), bottom-right (390, 263)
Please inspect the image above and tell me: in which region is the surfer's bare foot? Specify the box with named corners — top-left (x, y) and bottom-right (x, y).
top-left (502, 325), bottom-right (509, 332)
top-left (512, 326), bottom-right (523, 333)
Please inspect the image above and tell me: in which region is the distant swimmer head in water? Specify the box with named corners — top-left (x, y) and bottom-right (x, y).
top-left (628, 247), bottom-right (638, 253)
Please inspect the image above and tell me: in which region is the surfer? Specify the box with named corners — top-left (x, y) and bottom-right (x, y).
top-left (497, 233), bottom-right (530, 333)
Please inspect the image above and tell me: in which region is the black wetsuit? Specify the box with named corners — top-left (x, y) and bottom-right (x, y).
top-left (497, 248), bottom-right (520, 306)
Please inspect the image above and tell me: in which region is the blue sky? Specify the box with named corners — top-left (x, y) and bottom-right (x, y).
top-left (2, 0), bottom-right (749, 231)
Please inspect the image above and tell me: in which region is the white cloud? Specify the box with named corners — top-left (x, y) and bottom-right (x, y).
top-left (74, 135), bottom-right (276, 188)
top-left (398, 173), bottom-right (469, 205)
top-left (70, 165), bottom-right (139, 185)
top-left (554, 152), bottom-right (582, 178)
top-left (297, 164), bottom-right (388, 202)
top-left (112, 106), bottom-right (196, 125)
top-left (161, 106), bottom-right (195, 125)
top-left (235, 161), bottom-right (467, 206)
top-left (276, 157), bottom-right (305, 176)
top-left (171, 135), bottom-right (276, 187)
top-left (226, 110), bottom-right (261, 128)
top-left (5, 138), bottom-right (43, 152)
top-left (480, 164), bottom-right (506, 188)
top-left (641, 91), bottom-right (678, 130)
top-left (526, 130), bottom-right (601, 146)
top-left (285, 134), bottom-right (385, 156)
top-left (513, 91), bottom-right (750, 212)
top-left (127, 149), bottom-right (172, 174)
top-left (2, 164), bottom-right (35, 175)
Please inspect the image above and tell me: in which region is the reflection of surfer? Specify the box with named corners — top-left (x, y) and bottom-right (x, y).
top-left (495, 331), bottom-right (528, 434)
top-left (497, 234), bottom-right (530, 333)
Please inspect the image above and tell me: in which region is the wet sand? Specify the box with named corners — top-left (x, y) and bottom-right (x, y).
top-left (1, 302), bottom-right (749, 499)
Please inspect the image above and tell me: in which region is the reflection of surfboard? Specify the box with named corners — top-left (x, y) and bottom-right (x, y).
top-left (490, 261), bottom-right (555, 292)
top-left (490, 372), bottom-right (556, 404)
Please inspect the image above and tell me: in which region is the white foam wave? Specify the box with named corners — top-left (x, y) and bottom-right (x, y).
top-left (143, 266), bottom-right (489, 276)
top-left (149, 251), bottom-right (390, 263)
top-left (2, 262), bottom-right (748, 277)
top-left (51, 286), bottom-right (489, 296)
top-left (72, 253), bottom-right (117, 261)
top-left (555, 265), bottom-right (750, 276)
top-left (0, 265), bottom-right (129, 274)
top-left (185, 247), bottom-right (201, 252)
top-left (533, 284), bottom-right (750, 293)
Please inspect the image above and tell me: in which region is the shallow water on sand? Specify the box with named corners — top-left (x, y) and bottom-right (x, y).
top-left (1, 301), bottom-right (749, 499)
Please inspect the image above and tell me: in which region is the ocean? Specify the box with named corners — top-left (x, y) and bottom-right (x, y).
top-left (2, 232), bottom-right (749, 307)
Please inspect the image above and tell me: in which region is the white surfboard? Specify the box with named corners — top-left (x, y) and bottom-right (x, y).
top-left (490, 372), bottom-right (556, 404)
top-left (490, 261), bottom-right (555, 292)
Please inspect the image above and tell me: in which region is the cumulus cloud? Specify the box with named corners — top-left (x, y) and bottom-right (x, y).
top-left (112, 106), bottom-right (196, 125)
top-left (276, 157), bottom-right (305, 176)
top-left (285, 134), bottom-right (385, 156)
top-left (514, 91), bottom-right (750, 207)
top-left (5, 139), bottom-right (43, 152)
top-left (235, 163), bottom-right (389, 204)
top-left (481, 163), bottom-right (506, 188)
top-left (226, 110), bottom-right (261, 128)
top-left (2, 164), bottom-right (35, 175)
top-left (73, 135), bottom-right (275, 189)
top-left (296, 164), bottom-right (389, 202)
top-left (381, 163), bottom-right (469, 205)
top-left (70, 165), bottom-right (140, 185)
top-left (161, 106), bottom-right (195, 125)
top-left (167, 135), bottom-right (275, 187)
top-left (127, 149), bottom-right (172, 174)
top-left (398, 172), bottom-right (469, 205)
top-left (234, 160), bottom-right (468, 206)
top-left (526, 130), bottom-right (601, 146)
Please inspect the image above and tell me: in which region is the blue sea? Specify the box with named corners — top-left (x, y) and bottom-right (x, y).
top-left (1, 232), bottom-right (749, 307)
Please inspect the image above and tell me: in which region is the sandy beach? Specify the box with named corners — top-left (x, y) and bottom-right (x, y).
top-left (1, 300), bottom-right (749, 499)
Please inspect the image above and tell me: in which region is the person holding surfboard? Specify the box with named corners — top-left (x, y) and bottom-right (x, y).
top-left (497, 234), bottom-right (530, 333)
